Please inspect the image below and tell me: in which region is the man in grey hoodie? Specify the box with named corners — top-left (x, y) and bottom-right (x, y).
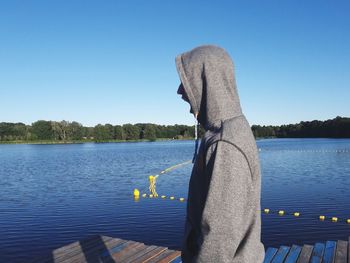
top-left (176, 45), bottom-right (265, 263)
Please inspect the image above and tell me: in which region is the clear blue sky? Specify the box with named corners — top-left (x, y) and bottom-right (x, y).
top-left (1, 1), bottom-right (349, 126)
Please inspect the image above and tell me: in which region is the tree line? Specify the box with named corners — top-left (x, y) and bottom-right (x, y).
top-left (0, 120), bottom-right (198, 142)
top-left (252, 116), bottom-right (350, 138)
top-left (0, 116), bottom-right (349, 142)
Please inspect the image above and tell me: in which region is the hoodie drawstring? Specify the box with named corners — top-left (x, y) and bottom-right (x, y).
top-left (192, 118), bottom-right (200, 163)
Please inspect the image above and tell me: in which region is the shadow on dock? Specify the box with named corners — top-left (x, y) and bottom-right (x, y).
top-left (33, 235), bottom-right (350, 262)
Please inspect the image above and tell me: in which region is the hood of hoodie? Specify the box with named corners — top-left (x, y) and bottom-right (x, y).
top-left (176, 45), bottom-right (243, 130)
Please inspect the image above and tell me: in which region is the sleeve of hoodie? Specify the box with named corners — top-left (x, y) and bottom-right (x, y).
top-left (196, 140), bottom-right (255, 263)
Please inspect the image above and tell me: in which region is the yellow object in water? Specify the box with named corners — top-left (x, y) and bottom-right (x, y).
top-left (161, 195), bottom-right (166, 199)
top-left (332, 217), bottom-right (338, 222)
top-left (319, 215), bottom-right (325, 220)
top-left (170, 196), bottom-right (175, 200)
top-left (179, 198), bottom-right (185, 202)
top-left (347, 219), bottom-right (350, 224)
top-left (149, 194), bottom-right (153, 198)
top-left (278, 210), bottom-right (284, 215)
top-left (294, 212), bottom-right (300, 217)
top-left (142, 193), bottom-right (147, 198)
top-left (133, 189), bottom-right (140, 198)
top-left (264, 208), bottom-right (270, 213)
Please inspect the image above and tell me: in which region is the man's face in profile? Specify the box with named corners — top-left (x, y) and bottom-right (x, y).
top-left (177, 83), bottom-right (189, 103)
top-left (177, 83), bottom-right (194, 114)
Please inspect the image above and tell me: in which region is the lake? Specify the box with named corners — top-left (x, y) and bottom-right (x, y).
top-left (0, 138), bottom-right (350, 262)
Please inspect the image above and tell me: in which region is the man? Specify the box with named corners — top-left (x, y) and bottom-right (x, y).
top-left (176, 45), bottom-right (265, 262)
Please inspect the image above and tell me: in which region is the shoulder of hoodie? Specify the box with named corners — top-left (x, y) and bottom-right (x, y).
top-left (205, 140), bottom-right (252, 173)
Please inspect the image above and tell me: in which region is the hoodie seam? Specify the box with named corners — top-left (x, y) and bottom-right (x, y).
top-left (205, 139), bottom-right (254, 179)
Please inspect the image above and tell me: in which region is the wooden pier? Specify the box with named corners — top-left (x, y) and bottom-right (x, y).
top-left (32, 235), bottom-right (350, 263)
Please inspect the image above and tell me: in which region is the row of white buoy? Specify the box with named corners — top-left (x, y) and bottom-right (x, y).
top-left (259, 149), bottom-right (349, 153)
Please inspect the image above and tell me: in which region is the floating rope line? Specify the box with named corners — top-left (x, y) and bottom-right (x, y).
top-left (134, 160), bottom-right (192, 198)
top-left (262, 208), bottom-right (350, 224)
top-left (134, 194), bottom-right (350, 225)
top-left (259, 149), bottom-right (350, 153)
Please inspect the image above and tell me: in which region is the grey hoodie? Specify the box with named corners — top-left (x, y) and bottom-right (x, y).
top-left (176, 45), bottom-right (265, 263)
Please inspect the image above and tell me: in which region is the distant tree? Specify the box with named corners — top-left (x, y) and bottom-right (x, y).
top-left (114, 125), bottom-right (125, 140)
top-left (94, 124), bottom-right (110, 141)
top-left (32, 120), bottom-right (53, 140)
top-left (104, 124), bottom-right (114, 140)
top-left (123, 124), bottom-right (140, 140)
top-left (143, 124), bottom-right (156, 140)
top-left (69, 121), bottom-right (84, 140)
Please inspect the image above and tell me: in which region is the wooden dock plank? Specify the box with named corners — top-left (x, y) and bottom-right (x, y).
top-left (131, 246), bottom-right (168, 263)
top-left (34, 235), bottom-right (115, 263)
top-left (310, 242), bottom-right (325, 263)
top-left (43, 236), bottom-right (124, 263)
top-left (284, 245), bottom-right (302, 263)
top-left (110, 242), bottom-right (148, 262)
top-left (120, 245), bottom-right (160, 263)
top-left (348, 237), bottom-right (350, 263)
top-left (107, 242), bottom-right (145, 262)
top-left (296, 245), bottom-right (314, 263)
top-left (35, 235), bottom-right (350, 263)
top-left (323, 241), bottom-right (337, 263)
top-left (145, 249), bottom-right (181, 263)
top-left (271, 246), bottom-right (290, 263)
top-left (169, 255), bottom-right (182, 263)
top-left (63, 238), bottom-right (126, 263)
top-left (263, 247), bottom-right (278, 263)
top-left (335, 240), bottom-right (348, 263)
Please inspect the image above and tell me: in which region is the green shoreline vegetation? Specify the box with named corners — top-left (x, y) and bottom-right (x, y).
top-left (0, 116), bottom-right (349, 144)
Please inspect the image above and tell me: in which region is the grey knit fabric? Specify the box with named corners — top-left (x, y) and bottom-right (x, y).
top-left (176, 45), bottom-right (265, 263)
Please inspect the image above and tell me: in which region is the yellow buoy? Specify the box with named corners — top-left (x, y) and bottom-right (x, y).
top-left (332, 217), bottom-right (338, 222)
top-left (278, 210), bottom-right (285, 215)
top-left (264, 209), bottom-right (270, 213)
top-left (149, 194), bottom-right (153, 198)
top-left (142, 193), bottom-right (147, 198)
top-left (133, 189), bottom-right (140, 198)
top-left (319, 215), bottom-right (325, 220)
top-left (170, 196), bottom-right (175, 200)
top-left (161, 195), bottom-right (166, 199)
top-left (179, 198), bottom-right (185, 202)
top-left (294, 212), bottom-right (300, 217)
top-left (347, 219), bottom-right (350, 224)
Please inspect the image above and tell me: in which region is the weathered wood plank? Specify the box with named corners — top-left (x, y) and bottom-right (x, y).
top-left (170, 255), bottom-right (183, 263)
top-left (102, 240), bottom-right (141, 259)
top-left (296, 245), bottom-right (314, 263)
top-left (101, 241), bottom-right (143, 262)
top-left (271, 246), bottom-right (290, 263)
top-left (146, 249), bottom-right (181, 263)
top-left (131, 246), bottom-right (168, 263)
top-left (323, 241), bottom-right (337, 263)
top-left (285, 245), bottom-right (302, 263)
top-left (348, 237), bottom-right (350, 263)
top-left (110, 242), bottom-right (147, 262)
top-left (335, 240), bottom-right (348, 263)
top-left (63, 238), bottom-right (126, 263)
top-left (120, 245), bottom-right (159, 263)
top-left (311, 242), bottom-right (325, 263)
top-left (33, 235), bottom-right (115, 263)
top-left (43, 236), bottom-right (122, 263)
top-left (263, 247), bottom-right (278, 263)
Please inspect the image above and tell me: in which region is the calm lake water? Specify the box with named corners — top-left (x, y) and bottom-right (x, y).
top-left (0, 138), bottom-right (350, 262)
